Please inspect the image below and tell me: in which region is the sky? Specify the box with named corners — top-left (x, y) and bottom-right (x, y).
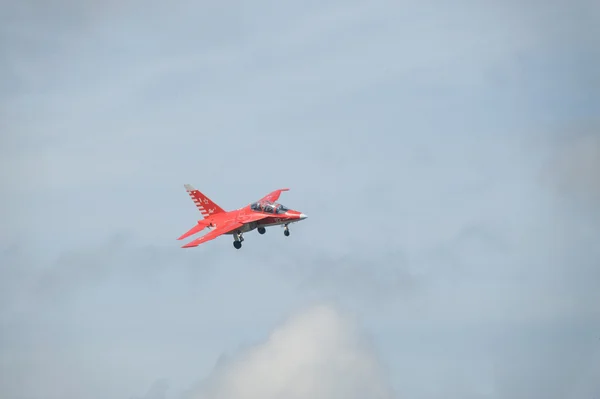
top-left (1, 0), bottom-right (599, 398)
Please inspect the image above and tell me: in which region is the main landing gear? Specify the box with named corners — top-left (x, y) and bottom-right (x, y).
top-left (233, 224), bottom-right (292, 249)
top-left (233, 231), bottom-right (244, 249)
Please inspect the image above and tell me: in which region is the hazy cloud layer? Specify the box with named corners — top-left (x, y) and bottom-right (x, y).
top-left (2, 0), bottom-right (599, 398)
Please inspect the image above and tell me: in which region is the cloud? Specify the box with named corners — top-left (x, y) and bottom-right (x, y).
top-left (183, 304), bottom-right (395, 399)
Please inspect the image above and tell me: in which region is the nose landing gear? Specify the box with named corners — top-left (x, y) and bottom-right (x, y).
top-left (284, 224), bottom-right (290, 236)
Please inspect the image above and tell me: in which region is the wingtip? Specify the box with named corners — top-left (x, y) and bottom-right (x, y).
top-left (184, 184), bottom-right (194, 191)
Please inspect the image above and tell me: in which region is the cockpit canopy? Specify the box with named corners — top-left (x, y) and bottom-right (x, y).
top-left (250, 200), bottom-right (289, 214)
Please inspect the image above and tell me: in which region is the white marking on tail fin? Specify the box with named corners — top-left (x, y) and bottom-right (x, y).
top-left (184, 184), bottom-right (226, 217)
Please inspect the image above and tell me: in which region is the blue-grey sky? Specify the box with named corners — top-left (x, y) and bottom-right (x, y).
top-left (1, 1), bottom-right (599, 398)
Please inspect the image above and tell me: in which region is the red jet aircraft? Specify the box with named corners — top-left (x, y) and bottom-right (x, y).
top-left (177, 184), bottom-right (308, 249)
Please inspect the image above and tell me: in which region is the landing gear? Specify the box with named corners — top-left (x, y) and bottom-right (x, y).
top-left (233, 231), bottom-right (244, 249)
top-left (258, 226), bottom-right (266, 235)
top-left (284, 225), bottom-right (290, 236)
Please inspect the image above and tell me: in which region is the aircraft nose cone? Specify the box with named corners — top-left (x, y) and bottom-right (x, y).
top-left (299, 213), bottom-right (307, 220)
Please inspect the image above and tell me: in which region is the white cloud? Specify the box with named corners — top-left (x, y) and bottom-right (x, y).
top-left (184, 304), bottom-right (395, 399)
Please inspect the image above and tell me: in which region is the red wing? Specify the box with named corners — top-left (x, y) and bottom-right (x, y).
top-left (181, 220), bottom-right (242, 248)
top-left (258, 188), bottom-right (289, 203)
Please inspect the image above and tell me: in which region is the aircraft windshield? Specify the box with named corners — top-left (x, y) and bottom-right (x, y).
top-left (276, 204), bottom-right (289, 214)
top-left (250, 201), bottom-right (289, 214)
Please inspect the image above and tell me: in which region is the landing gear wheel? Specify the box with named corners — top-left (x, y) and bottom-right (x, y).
top-left (258, 227), bottom-right (266, 235)
top-left (284, 229), bottom-right (290, 237)
top-left (233, 241), bottom-right (242, 249)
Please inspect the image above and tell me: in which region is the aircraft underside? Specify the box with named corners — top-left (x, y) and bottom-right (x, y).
top-left (226, 219), bottom-right (296, 249)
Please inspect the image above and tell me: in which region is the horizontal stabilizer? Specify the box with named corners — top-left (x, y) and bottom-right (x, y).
top-left (181, 220), bottom-right (242, 248)
top-left (177, 220), bottom-right (211, 240)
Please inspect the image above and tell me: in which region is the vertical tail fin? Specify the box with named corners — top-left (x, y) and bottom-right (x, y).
top-left (184, 184), bottom-right (226, 218)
